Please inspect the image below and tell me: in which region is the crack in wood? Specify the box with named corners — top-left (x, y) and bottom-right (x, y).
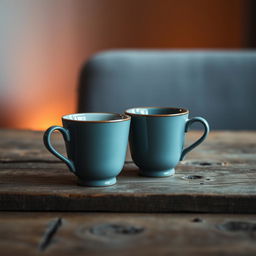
top-left (181, 160), bottom-right (228, 166)
top-left (38, 218), bottom-right (62, 252)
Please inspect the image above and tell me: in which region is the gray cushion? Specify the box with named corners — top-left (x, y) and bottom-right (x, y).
top-left (78, 50), bottom-right (256, 129)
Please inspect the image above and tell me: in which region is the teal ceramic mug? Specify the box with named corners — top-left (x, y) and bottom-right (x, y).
top-left (125, 107), bottom-right (209, 177)
top-left (43, 113), bottom-right (131, 186)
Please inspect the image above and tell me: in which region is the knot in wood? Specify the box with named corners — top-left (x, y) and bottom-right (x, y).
top-left (218, 221), bottom-right (256, 232)
top-left (89, 223), bottom-right (144, 237)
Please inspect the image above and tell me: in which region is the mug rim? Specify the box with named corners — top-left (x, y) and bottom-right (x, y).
top-left (125, 107), bottom-right (189, 117)
top-left (62, 112), bottom-right (131, 123)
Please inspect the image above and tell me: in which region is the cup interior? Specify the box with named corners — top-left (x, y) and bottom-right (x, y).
top-left (62, 113), bottom-right (130, 122)
top-left (125, 107), bottom-right (188, 116)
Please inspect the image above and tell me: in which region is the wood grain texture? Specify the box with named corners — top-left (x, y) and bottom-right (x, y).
top-left (0, 130), bottom-right (256, 212)
top-left (1, 212), bottom-right (256, 256)
top-left (0, 129), bottom-right (64, 162)
top-left (1, 129), bottom-right (256, 164)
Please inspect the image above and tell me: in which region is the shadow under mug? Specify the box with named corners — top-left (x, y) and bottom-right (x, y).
top-left (125, 107), bottom-right (210, 177)
top-left (43, 113), bottom-right (131, 186)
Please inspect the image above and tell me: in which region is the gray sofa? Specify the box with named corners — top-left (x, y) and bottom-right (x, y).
top-left (78, 50), bottom-right (256, 129)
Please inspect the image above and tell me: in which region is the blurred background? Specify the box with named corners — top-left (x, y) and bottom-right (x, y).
top-left (0, 0), bottom-right (255, 130)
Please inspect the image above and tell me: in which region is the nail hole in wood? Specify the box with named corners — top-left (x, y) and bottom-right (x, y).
top-left (218, 221), bottom-right (256, 232)
top-left (89, 223), bottom-right (144, 237)
top-left (199, 162), bottom-right (212, 166)
top-left (184, 175), bottom-right (203, 180)
top-left (192, 218), bottom-right (203, 223)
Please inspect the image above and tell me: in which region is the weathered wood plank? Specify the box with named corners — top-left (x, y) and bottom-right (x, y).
top-left (0, 161), bottom-right (256, 212)
top-left (0, 129), bottom-right (65, 162)
top-left (1, 129), bottom-right (256, 164)
top-left (1, 130), bottom-right (256, 254)
top-left (1, 212), bottom-right (256, 256)
top-left (0, 129), bottom-right (256, 212)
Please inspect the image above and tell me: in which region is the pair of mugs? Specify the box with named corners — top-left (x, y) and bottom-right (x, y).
top-left (44, 107), bottom-right (209, 186)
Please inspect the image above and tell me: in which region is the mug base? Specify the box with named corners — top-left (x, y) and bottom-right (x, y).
top-left (78, 177), bottom-right (116, 187)
top-left (139, 168), bottom-right (175, 177)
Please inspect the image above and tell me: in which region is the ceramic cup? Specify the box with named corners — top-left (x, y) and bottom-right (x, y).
top-left (43, 113), bottom-right (131, 186)
top-left (125, 107), bottom-right (209, 177)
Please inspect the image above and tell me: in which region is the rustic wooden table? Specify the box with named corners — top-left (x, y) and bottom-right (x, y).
top-left (0, 129), bottom-right (256, 255)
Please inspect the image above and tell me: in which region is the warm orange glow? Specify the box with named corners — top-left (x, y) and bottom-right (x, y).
top-left (19, 114), bottom-right (62, 132)
top-left (13, 102), bottom-right (76, 131)
top-left (0, 0), bottom-right (247, 130)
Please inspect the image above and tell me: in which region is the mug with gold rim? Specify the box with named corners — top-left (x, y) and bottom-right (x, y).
top-left (125, 107), bottom-right (209, 177)
top-left (43, 113), bottom-right (131, 186)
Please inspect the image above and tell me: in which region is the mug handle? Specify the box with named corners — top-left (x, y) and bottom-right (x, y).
top-left (43, 126), bottom-right (76, 173)
top-left (180, 117), bottom-right (210, 160)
